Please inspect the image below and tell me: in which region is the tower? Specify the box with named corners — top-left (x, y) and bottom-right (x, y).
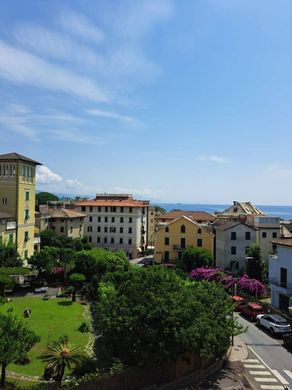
top-left (0, 152), bottom-right (42, 259)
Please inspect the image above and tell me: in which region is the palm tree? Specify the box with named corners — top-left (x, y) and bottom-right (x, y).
top-left (41, 337), bottom-right (84, 383)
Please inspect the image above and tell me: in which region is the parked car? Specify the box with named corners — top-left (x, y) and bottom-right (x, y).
top-left (137, 257), bottom-right (154, 266)
top-left (232, 295), bottom-right (246, 311)
top-left (283, 333), bottom-right (292, 349)
top-left (256, 314), bottom-right (291, 336)
top-left (239, 302), bottom-right (265, 321)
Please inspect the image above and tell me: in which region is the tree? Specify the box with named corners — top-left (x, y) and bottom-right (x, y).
top-left (92, 266), bottom-right (241, 368)
top-left (69, 273), bottom-right (86, 302)
top-left (154, 205), bottom-right (166, 215)
top-left (246, 245), bottom-right (263, 281)
top-left (176, 247), bottom-right (213, 273)
top-left (41, 337), bottom-right (84, 384)
top-left (0, 312), bottom-right (39, 388)
top-left (29, 246), bottom-right (59, 276)
top-left (0, 242), bottom-right (22, 267)
top-left (36, 192), bottom-right (59, 208)
top-left (40, 230), bottom-right (91, 251)
top-left (0, 275), bottom-right (14, 297)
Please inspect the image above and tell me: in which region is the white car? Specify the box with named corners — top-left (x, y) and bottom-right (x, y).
top-left (256, 314), bottom-right (291, 335)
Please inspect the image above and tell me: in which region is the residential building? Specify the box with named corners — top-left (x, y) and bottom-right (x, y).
top-left (75, 194), bottom-right (149, 259)
top-left (0, 152), bottom-right (41, 259)
top-left (251, 216), bottom-right (281, 260)
top-left (147, 206), bottom-right (155, 247)
top-left (0, 211), bottom-right (16, 246)
top-left (217, 201), bottom-right (265, 223)
top-left (281, 221), bottom-right (292, 238)
top-left (156, 210), bottom-right (216, 226)
top-left (215, 222), bottom-right (259, 271)
top-left (269, 239), bottom-right (292, 311)
top-left (154, 216), bottom-right (215, 263)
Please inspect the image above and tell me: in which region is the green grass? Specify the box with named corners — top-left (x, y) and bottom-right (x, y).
top-left (0, 296), bottom-right (89, 377)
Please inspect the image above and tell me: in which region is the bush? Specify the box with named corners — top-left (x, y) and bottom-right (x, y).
top-left (78, 321), bottom-right (90, 333)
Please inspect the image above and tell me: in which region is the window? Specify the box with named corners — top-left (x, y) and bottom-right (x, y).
top-left (231, 232), bottom-right (236, 240)
top-left (87, 226), bottom-right (92, 232)
top-left (98, 216), bottom-right (101, 222)
top-left (89, 216), bottom-right (93, 222)
top-left (110, 207), bottom-right (116, 212)
top-left (142, 207), bottom-right (145, 214)
top-left (181, 238), bottom-right (186, 249)
top-left (119, 237), bottom-right (123, 244)
top-left (128, 238), bottom-right (132, 245)
top-left (262, 232), bottom-right (267, 238)
top-left (198, 228), bottom-right (202, 234)
top-left (2, 197), bottom-right (7, 205)
top-left (110, 227), bottom-right (116, 233)
top-left (245, 246), bottom-right (250, 254)
top-left (120, 207), bottom-right (124, 213)
top-left (104, 227), bottom-right (108, 233)
top-left (129, 217), bottom-right (132, 223)
top-left (180, 225), bottom-right (186, 233)
top-left (165, 227), bottom-right (169, 233)
top-left (61, 219), bottom-right (64, 223)
top-left (104, 237), bottom-right (108, 243)
top-left (105, 217), bottom-right (108, 222)
top-left (81, 206), bottom-right (86, 212)
top-left (280, 267), bottom-right (287, 288)
top-left (88, 236), bottom-right (92, 243)
top-left (245, 232), bottom-right (251, 240)
top-left (97, 226), bottom-right (101, 232)
top-left (197, 238), bottom-right (202, 247)
top-left (128, 227), bottom-right (132, 234)
top-left (165, 237), bottom-right (169, 245)
top-left (111, 237), bottom-right (114, 244)
top-left (129, 207), bottom-right (132, 213)
top-left (25, 191), bottom-right (29, 201)
top-left (105, 207), bottom-right (108, 212)
top-left (24, 209), bottom-right (30, 220)
top-left (98, 206), bottom-right (101, 212)
top-left (111, 217), bottom-right (115, 223)
top-left (24, 250), bottom-right (28, 259)
top-left (60, 227), bottom-right (64, 233)
top-left (97, 237), bottom-right (101, 243)
top-left (120, 217), bottom-right (124, 223)
top-left (272, 232), bottom-right (277, 239)
top-left (120, 227), bottom-right (123, 233)
top-left (164, 251), bottom-right (169, 262)
top-left (89, 206), bottom-right (93, 212)
top-left (24, 231), bottom-right (29, 242)
top-left (231, 246), bottom-right (236, 255)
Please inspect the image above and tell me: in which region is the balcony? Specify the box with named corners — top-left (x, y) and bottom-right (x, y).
top-left (173, 244), bottom-right (186, 251)
top-left (6, 221), bottom-right (16, 230)
top-left (34, 236), bottom-right (41, 244)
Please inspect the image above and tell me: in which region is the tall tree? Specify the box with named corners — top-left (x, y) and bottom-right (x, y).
top-left (0, 312), bottom-right (39, 388)
top-left (69, 273), bottom-right (86, 302)
top-left (176, 247), bottom-right (213, 273)
top-left (246, 245), bottom-right (263, 282)
top-left (28, 246), bottom-right (59, 276)
top-left (0, 242), bottom-right (22, 267)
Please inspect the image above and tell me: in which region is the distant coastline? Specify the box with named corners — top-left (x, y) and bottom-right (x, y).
top-left (155, 203), bottom-right (292, 221)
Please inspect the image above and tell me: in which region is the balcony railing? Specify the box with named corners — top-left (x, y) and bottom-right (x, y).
top-left (34, 237), bottom-right (41, 244)
top-left (173, 244), bottom-right (186, 250)
top-left (6, 221), bottom-right (16, 230)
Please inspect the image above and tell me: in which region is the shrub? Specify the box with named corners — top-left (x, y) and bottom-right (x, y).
top-left (78, 321), bottom-right (90, 333)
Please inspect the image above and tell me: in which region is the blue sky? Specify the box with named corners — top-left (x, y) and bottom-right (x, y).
top-left (0, 0), bottom-right (291, 204)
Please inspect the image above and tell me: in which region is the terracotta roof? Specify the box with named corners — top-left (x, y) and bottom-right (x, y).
top-left (48, 208), bottom-right (86, 219)
top-left (0, 211), bottom-right (15, 220)
top-left (0, 152), bottom-right (42, 165)
top-left (75, 199), bottom-right (149, 208)
top-left (157, 210), bottom-right (215, 222)
top-left (216, 221), bottom-right (258, 231)
top-left (158, 215), bottom-right (214, 236)
top-left (272, 239), bottom-right (292, 248)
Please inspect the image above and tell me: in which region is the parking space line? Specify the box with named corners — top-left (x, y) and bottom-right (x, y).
top-left (255, 378), bottom-right (278, 382)
top-left (244, 364), bottom-right (265, 368)
top-left (284, 369), bottom-right (292, 379)
top-left (249, 371), bottom-right (271, 376)
top-left (271, 370), bottom-right (289, 385)
top-left (260, 386), bottom-right (286, 390)
top-left (243, 358), bottom-right (259, 363)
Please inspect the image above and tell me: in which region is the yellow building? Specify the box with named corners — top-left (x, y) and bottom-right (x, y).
top-left (154, 216), bottom-right (214, 263)
top-left (0, 211), bottom-right (17, 246)
top-left (0, 152), bottom-right (41, 259)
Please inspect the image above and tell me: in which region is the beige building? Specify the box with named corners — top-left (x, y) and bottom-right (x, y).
top-left (76, 194), bottom-right (149, 259)
top-left (155, 216), bottom-right (215, 263)
top-left (147, 206), bottom-right (155, 247)
top-left (0, 152), bottom-right (41, 259)
top-left (0, 211), bottom-right (16, 246)
top-left (218, 201), bottom-right (265, 220)
top-left (156, 210), bottom-right (216, 226)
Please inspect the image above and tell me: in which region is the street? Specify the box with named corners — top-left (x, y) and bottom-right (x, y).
top-left (236, 313), bottom-right (292, 389)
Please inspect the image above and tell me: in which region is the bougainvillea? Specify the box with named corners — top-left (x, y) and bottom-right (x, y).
top-left (237, 274), bottom-right (266, 297)
top-left (189, 267), bottom-right (226, 283)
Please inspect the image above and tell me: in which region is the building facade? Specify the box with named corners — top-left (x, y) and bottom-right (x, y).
top-left (269, 239), bottom-right (292, 311)
top-left (154, 216), bottom-right (214, 263)
top-left (252, 216), bottom-right (281, 260)
top-left (0, 153), bottom-right (41, 259)
top-left (76, 194), bottom-right (149, 259)
top-left (0, 211), bottom-right (16, 246)
top-left (215, 222), bottom-right (259, 271)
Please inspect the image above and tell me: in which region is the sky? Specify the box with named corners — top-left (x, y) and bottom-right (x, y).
top-left (0, 0), bottom-right (291, 204)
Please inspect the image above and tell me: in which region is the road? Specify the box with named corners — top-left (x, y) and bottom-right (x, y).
top-left (236, 313), bottom-right (292, 389)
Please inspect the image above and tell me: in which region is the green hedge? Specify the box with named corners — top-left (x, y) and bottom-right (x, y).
top-left (0, 267), bottom-right (33, 275)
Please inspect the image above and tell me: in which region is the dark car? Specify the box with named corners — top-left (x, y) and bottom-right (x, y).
top-left (283, 333), bottom-right (292, 349)
top-left (137, 257), bottom-right (154, 266)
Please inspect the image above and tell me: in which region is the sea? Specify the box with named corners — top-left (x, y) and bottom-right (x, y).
top-left (155, 203), bottom-right (292, 221)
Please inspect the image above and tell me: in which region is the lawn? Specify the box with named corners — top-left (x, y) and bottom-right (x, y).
top-left (0, 296), bottom-right (90, 377)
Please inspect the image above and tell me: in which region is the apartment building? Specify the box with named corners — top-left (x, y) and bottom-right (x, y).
top-left (0, 152), bottom-right (41, 259)
top-left (0, 211), bottom-right (16, 246)
top-left (76, 194), bottom-right (149, 259)
top-left (154, 216), bottom-right (214, 263)
top-left (156, 210), bottom-right (216, 226)
top-left (269, 239), bottom-right (292, 311)
top-left (251, 216), bottom-right (281, 260)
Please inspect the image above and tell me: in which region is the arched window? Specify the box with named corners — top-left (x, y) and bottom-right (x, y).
top-left (181, 225), bottom-right (186, 233)
top-left (198, 228), bottom-right (202, 234)
top-left (165, 227), bottom-right (169, 233)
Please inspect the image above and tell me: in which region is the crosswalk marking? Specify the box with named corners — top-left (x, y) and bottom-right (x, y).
top-left (271, 370), bottom-right (289, 385)
top-left (260, 386), bottom-right (286, 390)
top-left (249, 371), bottom-right (271, 376)
top-left (243, 358), bottom-right (259, 363)
top-left (284, 369), bottom-right (292, 379)
top-left (244, 364), bottom-right (265, 368)
top-left (255, 378), bottom-right (278, 382)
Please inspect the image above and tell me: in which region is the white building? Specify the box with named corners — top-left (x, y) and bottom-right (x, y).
top-left (252, 216), bottom-right (280, 260)
top-left (75, 194), bottom-right (149, 259)
top-left (269, 239), bottom-right (292, 311)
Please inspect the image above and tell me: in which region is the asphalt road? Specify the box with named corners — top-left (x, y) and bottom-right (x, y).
top-left (236, 313), bottom-right (292, 389)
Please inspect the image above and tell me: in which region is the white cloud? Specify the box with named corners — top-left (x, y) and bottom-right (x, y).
top-left (86, 108), bottom-right (139, 125)
top-left (112, 186), bottom-right (163, 197)
top-left (197, 154), bottom-right (229, 163)
top-left (59, 11), bottom-right (104, 43)
top-left (36, 166), bottom-right (63, 184)
top-left (66, 179), bottom-right (82, 187)
top-left (0, 41), bottom-right (109, 103)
